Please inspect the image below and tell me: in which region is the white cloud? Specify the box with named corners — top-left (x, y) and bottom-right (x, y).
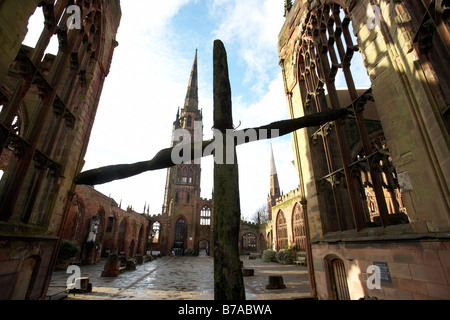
top-left (210, 0), bottom-right (285, 96)
top-left (81, 1), bottom-right (296, 220)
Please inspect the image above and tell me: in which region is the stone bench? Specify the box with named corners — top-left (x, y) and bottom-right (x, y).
top-left (294, 252), bottom-right (307, 266)
top-left (294, 256), bottom-right (306, 266)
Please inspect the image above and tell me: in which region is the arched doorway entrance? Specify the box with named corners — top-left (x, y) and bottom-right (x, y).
top-left (198, 239), bottom-right (209, 256)
top-left (325, 256), bottom-right (351, 300)
top-left (174, 218), bottom-right (186, 255)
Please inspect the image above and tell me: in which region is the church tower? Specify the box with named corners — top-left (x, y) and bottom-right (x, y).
top-left (267, 144), bottom-right (281, 221)
top-left (161, 51), bottom-right (212, 255)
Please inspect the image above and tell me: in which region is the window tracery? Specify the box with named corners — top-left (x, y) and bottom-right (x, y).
top-left (297, 2), bottom-right (408, 232)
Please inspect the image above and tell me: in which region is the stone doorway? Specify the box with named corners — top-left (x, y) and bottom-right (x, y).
top-left (198, 240), bottom-right (210, 256)
top-left (173, 218), bottom-right (186, 255)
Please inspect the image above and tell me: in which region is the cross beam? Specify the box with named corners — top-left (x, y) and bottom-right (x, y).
top-left (73, 40), bottom-right (350, 300)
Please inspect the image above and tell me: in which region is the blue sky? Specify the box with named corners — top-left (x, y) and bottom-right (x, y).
top-left (85, 0), bottom-right (297, 220)
top-left (23, 1), bottom-right (370, 221)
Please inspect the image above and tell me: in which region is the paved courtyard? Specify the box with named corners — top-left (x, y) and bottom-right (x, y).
top-left (46, 254), bottom-right (312, 300)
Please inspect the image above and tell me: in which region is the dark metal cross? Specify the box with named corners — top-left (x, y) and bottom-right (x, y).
top-left (74, 40), bottom-right (349, 300)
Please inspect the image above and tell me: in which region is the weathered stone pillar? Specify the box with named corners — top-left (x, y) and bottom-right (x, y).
top-left (212, 40), bottom-right (245, 300)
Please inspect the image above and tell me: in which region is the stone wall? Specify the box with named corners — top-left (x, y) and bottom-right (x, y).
top-left (62, 185), bottom-right (150, 264)
top-left (0, 0), bottom-right (121, 300)
top-left (278, 0), bottom-right (450, 300)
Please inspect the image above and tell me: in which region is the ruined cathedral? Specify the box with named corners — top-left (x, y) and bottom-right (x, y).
top-left (151, 51), bottom-right (214, 256)
top-left (0, 0), bottom-right (449, 301)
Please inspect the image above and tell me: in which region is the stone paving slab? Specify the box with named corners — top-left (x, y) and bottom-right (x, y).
top-left (47, 255), bottom-right (312, 300)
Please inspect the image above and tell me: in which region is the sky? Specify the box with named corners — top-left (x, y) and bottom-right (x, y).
top-left (23, 1), bottom-right (369, 221)
top-left (23, 0), bottom-right (299, 221)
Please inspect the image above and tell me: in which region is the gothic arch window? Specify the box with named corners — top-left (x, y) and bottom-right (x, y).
top-left (181, 166), bottom-right (188, 184)
top-left (292, 203), bottom-right (306, 251)
top-left (177, 167), bottom-right (181, 183)
top-left (297, 2), bottom-right (408, 232)
top-left (242, 232), bottom-right (256, 250)
top-left (200, 206), bottom-right (211, 226)
top-left (188, 168), bottom-right (194, 184)
top-left (175, 218), bottom-right (186, 244)
top-left (175, 192), bottom-right (179, 204)
top-left (151, 221), bottom-right (161, 244)
top-left (106, 215), bottom-right (115, 233)
top-left (187, 115), bottom-right (192, 127)
top-left (186, 192), bottom-right (190, 204)
top-left (276, 210), bottom-right (288, 250)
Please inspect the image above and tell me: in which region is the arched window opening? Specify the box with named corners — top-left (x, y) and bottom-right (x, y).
top-left (186, 192), bottom-right (190, 204)
top-left (188, 168), bottom-right (194, 184)
top-left (292, 204), bottom-right (306, 251)
top-left (106, 215), bottom-right (114, 233)
top-left (242, 232), bottom-right (256, 251)
top-left (276, 210), bottom-right (288, 250)
top-left (187, 115), bottom-right (192, 127)
top-left (200, 206), bottom-right (211, 226)
top-left (151, 221), bottom-right (161, 244)
top-left (174, 218), bottom-right (186, 255)
top-left (297, 2), bottom-right (408, 232)
top-left (22, 6), bottom-right (59, 56)
top-left (181, 167), bottom-right (188, 184)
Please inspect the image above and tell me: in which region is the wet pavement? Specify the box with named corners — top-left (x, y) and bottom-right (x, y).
top-left (46, 254), bottom-right (312, 300)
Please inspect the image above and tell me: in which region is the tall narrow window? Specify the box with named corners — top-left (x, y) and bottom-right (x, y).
top-left (297, 3), bottom-right (407, 232)
top-left (242, 232), bottom-right (256, 249)
top-left (152, 221), bottom-right (161, 244)
top-left (175, 218), bottom-right (186, 243)
top-left (292, 204), bottom-right (306, 251)
top-left (187, 115), bottom-right (192, 127)
top-left (200, 206), bottom-right (211, 226)
top-left (106, 215), bottom-right (114, 233)
top-left (188, 168), bottom-right (194, 184)
top-left (276, 210), bottom-right (288, 250)
top-left (181, 167), bottom-right (188, 184)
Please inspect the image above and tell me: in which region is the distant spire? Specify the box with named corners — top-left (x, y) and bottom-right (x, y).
top-left (184, 49), bottom-right (198, 110)
top-left (269, 144), bottom-right (281, 198)
top-left (270, 144), bottom-right (277, 176)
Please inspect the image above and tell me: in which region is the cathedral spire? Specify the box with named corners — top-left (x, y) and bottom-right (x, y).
top-left (267, 144), bottom-right (281, 220)
top-left (184, 49), bottom-right (198, 110)
top-left (269, 144), bottom-right (280, 198)
top-left (270, 143), bottom-right (277, 176)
